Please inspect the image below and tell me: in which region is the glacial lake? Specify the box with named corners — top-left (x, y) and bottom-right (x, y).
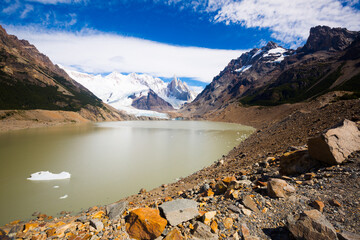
top-left (0, 121), bottom-right (254, 225)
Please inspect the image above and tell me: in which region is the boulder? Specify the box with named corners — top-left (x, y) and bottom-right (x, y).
top-left (287, 209), bottom-right (338, 240)
top-left (126, 208), bottom-right (167, 240)
top-left (337, 231), bottom-right (360, 240)
top-left (191, 222), bottom-right (219, 240)
top-left (159, 199), bottom-right (198, 226)
top-left (280, 150), bottom-right (321, 175)
top-left (106, 201), bottom-right (128, 220)
top-left (267, 179), bottom-right (296, 198)
top-left (308, 119), bottom-right (360, 165)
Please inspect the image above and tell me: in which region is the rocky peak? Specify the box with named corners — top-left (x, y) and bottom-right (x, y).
top-left (300, 25), bottom-right (360, 53)
top-left (264, 41), bottom-right (279, 50)
top-left (167, 76), bottom-right (194, 101)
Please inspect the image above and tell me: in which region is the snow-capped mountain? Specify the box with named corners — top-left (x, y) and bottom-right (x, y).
top-left (63, 69), bottom-right (197, 116)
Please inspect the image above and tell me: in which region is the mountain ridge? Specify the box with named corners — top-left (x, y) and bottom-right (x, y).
top-left (0, 25), bottom-right (133, 122)
top-left (182, 25), bottom-right (360, 116)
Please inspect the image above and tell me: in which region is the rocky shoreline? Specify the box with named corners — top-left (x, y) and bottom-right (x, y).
top-left (1, 96), bottom-right (359, 240)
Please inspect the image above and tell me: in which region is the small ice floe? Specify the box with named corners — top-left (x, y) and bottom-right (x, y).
top-left (27, 171), bottom-right (71, 181)
top-left (53, 186), bottom-right (60, 189)
top-left (59, 194), bottom-right (68, 199)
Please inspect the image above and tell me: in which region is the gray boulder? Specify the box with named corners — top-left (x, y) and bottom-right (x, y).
top-left (308, 119), bottom-right (360, 165)
top-left (288, 209), bottom-right (338, 240)
top-left (106, 201), bottom-right (128, 220)
top-left (159, 199), bottom-right (199, 226)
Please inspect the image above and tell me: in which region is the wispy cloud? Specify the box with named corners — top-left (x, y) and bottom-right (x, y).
top-left (20, 4), bottom-right (34, 18)
top-left (5, 25), bottom-right (245, 83)
top-left (2, 0), bottom-right (21, 14)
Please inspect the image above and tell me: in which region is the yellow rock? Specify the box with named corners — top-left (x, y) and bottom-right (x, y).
top-left (164, 196), bottom-right (173, 202)
top-left (163, 228), bottom-right (184, 240)
top-left (91, 210), bottom-right (105, 219)
top-left (223, 218), bottom-right (233, 229)
top-left (126, 208), bottom-right (167, 240)
top-left (199, 202), bottom-right (206, 207)
top-left (23, 222), bottom-right (39, 233)
top-left (202, 211), bottom-right (216, 225)
top-left (222, 176), bottom-right (236, 185)
top-left (210, 220), bottom-right (218, 233)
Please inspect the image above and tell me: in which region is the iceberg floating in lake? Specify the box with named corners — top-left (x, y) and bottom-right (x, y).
top-left (59, 194), bottom-right (68, 199)
top-left (27, 171), bottom-right (71, 181)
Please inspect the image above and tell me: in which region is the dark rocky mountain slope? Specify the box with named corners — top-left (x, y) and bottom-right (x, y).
top-left (182, 26), bottom-right (360, 116)
top-left (0, 25), bottom-right (130, 121)
top-left (131, 89), bottom-right (174, 111)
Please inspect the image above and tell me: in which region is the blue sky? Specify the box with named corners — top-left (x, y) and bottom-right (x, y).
top-left (1, 0), bottom-right (360, 86)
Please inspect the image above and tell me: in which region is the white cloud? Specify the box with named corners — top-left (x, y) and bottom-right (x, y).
top-left (5, 26), bottom-right (245, 83)
top-left (163, 0), bottom-right (360, 47)
top-left (214, 0), bottom-right (360, 47)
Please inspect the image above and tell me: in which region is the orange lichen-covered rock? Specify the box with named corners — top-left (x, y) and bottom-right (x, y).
top-left (23, 222), bottom-right (39, 233)
top-left (163, 228), bottom-right (184, 240)
top-left (126, 208), bottom-right (167, 240)
top-left (222, 176), bottom-right (236, 185)
top-left (91, 210), bottom-right (105, 219)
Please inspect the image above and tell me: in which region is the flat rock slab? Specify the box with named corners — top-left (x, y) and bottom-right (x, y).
top-left (159, 199), bottom-right (199, 226)
top-left (106, 201), bottom-right (128, 220)
top-left (242, 195), bottom-right (260, 213)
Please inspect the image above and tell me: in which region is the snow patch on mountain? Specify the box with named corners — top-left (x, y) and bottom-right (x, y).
top-left (235, 65), bottom-right (252, 73)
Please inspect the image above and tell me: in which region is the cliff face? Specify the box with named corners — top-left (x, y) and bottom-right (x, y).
top-left (0, 25), bottom-right (131, 121)
top-left (182, 26), bottom-right (360, 116)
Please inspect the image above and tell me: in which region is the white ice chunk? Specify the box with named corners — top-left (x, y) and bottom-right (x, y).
top-left (53, 185), bottom-right (60, 189)
top-left (27, 171), bottom-right (71, 181)
top-left (59, 194), bottom-right (68, 199)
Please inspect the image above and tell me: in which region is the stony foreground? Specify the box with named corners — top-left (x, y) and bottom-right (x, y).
top-left (1, 98), bottom-right (360, 240)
